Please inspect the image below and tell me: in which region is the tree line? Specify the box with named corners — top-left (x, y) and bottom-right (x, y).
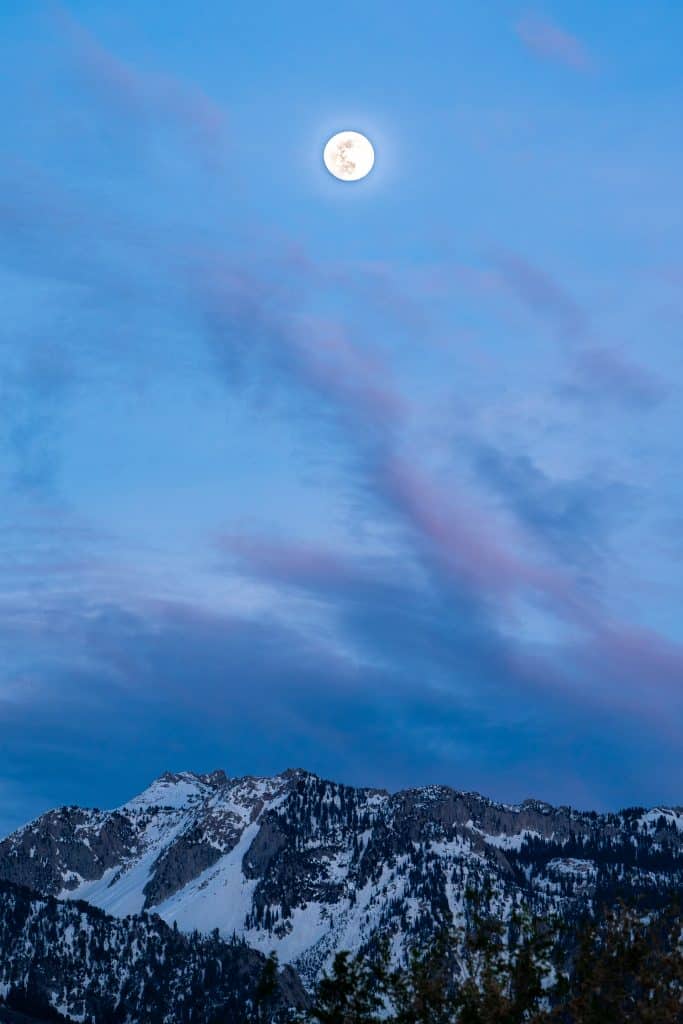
top-left (266, 899), bottom-right (682, 1024)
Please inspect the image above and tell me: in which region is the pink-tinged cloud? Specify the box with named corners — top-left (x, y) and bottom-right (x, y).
top-left (498, 627), bottom-right (683, 732)
top-left (567, 345), bottom-right (666, 409)
top-left (516, 14), bottom-right (593, 72)
top-left (192, 245), bottom-right (605, 635)
top-left (491, 251), bottom-right (587, 341)
top-left (53, 6), bottom-right (228, 169)
top-left (219, 534), bottom-right (390, 593)
top-left (378, 455), bottom-right (589, 620)
top-left (592, 622), bottom-right (683, 696)
top-left (187, 249), bottom-right (409, 437)
top-left (291, 316), bottom-right (408, 432)
top-left (540, 622), bottom-right (683, 734)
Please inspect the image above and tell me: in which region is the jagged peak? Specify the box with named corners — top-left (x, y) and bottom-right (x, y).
top-left (520, 798), bottom-right (556, 814)
top-left (7, 768), bottom-right (682, 840)
top-left (155, 769), bottom-right (228, 787)
top-left (280, 766), bottom-right (316, 780)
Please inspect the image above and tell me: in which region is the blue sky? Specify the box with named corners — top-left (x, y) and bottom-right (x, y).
top-left (1, 0), bottom-right (683, 835)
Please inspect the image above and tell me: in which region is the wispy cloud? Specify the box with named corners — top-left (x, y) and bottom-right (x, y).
top-left (563, 345), bottom-right (667, 409)
top-left (3, 164), bottom-right (675, 741)
top-left (490, 251), bottom-right (587, 342)
top-left (470, 441), bottom-right (636, 567)
top-left (487, 252), bottom-right (664, 414)
top-left (516, 13), bottom-right (594, 72)
top-left (53, 5), bottom-right (229, 171)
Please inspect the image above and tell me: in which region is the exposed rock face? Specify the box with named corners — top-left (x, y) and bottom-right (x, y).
top-left (243, 814), bottom-right (289, 878)
top-left (1, 769), bottom-right (681, 986)
top-left (0, 806), bottom-right (137, 894)
top-left (0, 880), bottom-right (306, 1024)
top-left (142, 827), bottom-right (224, 908)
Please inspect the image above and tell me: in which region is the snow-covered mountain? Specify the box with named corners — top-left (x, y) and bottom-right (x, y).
top-left (0, 878), bottom-right (305, 1022)
top-left (1, 769), bottom-right (682, 985)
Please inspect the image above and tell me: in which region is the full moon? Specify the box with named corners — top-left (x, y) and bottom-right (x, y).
top-left (323, 130), bottom-right (375, 181)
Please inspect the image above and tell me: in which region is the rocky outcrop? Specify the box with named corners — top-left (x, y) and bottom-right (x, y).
top-left (0, 807), bottom-right (137, 894)
top-left (143, 828), bottom-right (224, 908)
top-left (243, 815), bottom-right (289, 878)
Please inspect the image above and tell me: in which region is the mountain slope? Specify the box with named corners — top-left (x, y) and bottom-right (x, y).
top-left (0, 879), bottom-right (305, 1023)
top-left (1, 769), bottom-right (681, 984)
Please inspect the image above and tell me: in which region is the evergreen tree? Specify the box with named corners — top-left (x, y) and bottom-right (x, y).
top-left (389, 931), bottom-right (453, 1024)
top-left (254, 950), bottom-right (281, 1023)
top-left (309, 949), bottom-right (387, 1024)
top-left (551, 901), bottom-right (683, 1023)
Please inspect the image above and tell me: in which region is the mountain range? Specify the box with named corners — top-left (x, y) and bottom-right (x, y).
top-left (0, 768), bottom-right (681, 1019)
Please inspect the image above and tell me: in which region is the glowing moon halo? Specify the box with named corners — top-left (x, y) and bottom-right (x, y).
top-left (323, 130), bottom-right (375, 181)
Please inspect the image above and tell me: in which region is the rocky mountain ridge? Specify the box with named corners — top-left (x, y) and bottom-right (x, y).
top-left (1, 768), bottom-right (681, 985)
